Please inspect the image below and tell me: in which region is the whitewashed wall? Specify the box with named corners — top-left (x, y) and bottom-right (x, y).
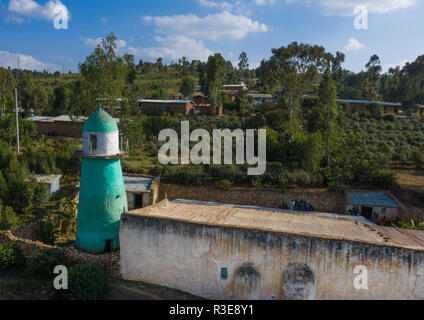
top-left (83, 131), bottom-right (120, 156)
top-left (120, 214), bottom-right (424, 300)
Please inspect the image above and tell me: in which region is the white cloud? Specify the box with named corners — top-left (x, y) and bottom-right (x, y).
top-left (0, 50), bottom-right (59, 71)
top-left (143, 11), bottom-right (268, 41)
top-left (286, 0), bottom-right (416, 16)
top-left (385, 59), bottom-right (410, 72)
top-left (84, 37), bottom-right (127, 49)
top-left (343, 38), bottom-right (365, 52)
top-left (254, 0), bottom-right (277, 6)
top-left (100, 17), bottom-right (107, 24)
top-left (126, 35), bottom-right (214, 62)
top-left (198, 0), bottom-right (233, 10)
top-left (8, 0), bottom-right (69, 21)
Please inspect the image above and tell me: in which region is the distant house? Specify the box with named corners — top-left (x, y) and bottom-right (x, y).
top-left (138, 99), bottom-right (220, 116)
top-left (303, 95), bottom-right (417, 118)
top-left (223, 83), bottom-right (248, 91)
top-left (28, 115), bottom-right (120, 138)
top-left (124, 175), bottom-right (160, 210)
top-left (248, 93), bottom-right (274, 105)
top-left (192, 92), bottom-right (206, 105)
top-left (222, 90), bottom-right (238, 102)
top-left (346, 191), bottom-right (401, 223)
top-left (195, 104), bottom-right (223, 116)
top-left (336, 99), bottom-right (404, 116)
top-left (35, 174), bottom-right (62, 196)
top-left (241, 78), bottom-right (260, 86)
top-left (139, 99), bottom-right (195, 116)
top-left (173, 93), bottom-right (185, 100)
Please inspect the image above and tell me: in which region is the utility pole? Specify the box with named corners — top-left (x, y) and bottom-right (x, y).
top-left (14, 88), bottom-right (20, 155)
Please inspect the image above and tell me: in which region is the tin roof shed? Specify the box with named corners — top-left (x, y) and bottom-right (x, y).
top-left (348, 192), bottom-right (398, 208)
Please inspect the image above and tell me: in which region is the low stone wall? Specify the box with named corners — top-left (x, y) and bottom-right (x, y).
top-left (0, 231), bottom-right (120, 278)
top-left (159, 184), bottom-right (346, 213)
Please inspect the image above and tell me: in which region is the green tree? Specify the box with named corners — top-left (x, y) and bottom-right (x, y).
top-left (203, 54), bottom-right (226, 116)
top-left (308, 71), bottom-right (343, 167)
top-left (238, 51), bottom-right (249, 79)
top-left (31, 85), bottom-right (48, 115)
top-left (79, 32), bottom-right (128, 114)
top-left (0, 68), bottom-right (16, 115)
top-left (365, 55), bottom-right (382, 100)
top-left (17, 72), bottom-right (34, 113)
top-left (180, 75), bottom-right (197, 99)
top-left (260, 42), bottom-right (335, 129)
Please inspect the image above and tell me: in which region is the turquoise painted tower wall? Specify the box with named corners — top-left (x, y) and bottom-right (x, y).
top-left (76, 158), bottom-right (127, 253)
top-left (75, 106), bottom-right (127, 254)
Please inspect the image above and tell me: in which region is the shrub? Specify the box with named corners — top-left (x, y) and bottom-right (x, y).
top-left (0, 203), bottom-right (19, 230)
top-left (412, 150), bottom-right (424, 169)
top-left (164, 166), bottom-right (208, 186)
top-left (32, 249), bottom-right (74, 278)
top-left (215, 179), bottom-right (233, 190)
top-left (63, 263), bottom-right (109, 300)
top-left (0, 242), bottom-right (26, 273)
top-left (383, 113), bottom-right (396, 122)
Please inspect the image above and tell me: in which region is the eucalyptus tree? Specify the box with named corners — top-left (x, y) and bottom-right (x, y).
top-left (259, 42), bottom-right (338, 129)
top-left (79, 32), bottom-right (128, 114)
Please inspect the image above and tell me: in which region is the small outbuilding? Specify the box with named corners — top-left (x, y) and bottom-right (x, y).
top-left (35, 174), bottom-right (62, 195)
top-left (124, 175), bottom-right (160, 210)
top-left (346, 192), bottom-right (400, 223)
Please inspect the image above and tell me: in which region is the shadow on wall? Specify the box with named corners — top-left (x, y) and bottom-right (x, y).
top-left (233, 263), bottom-right (261, 300)
top-left (283, 263), bottom-right (315, 300)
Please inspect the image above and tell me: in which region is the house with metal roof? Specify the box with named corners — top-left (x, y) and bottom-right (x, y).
top-left (35, 174), bottom-right (62, 195)
top-left (28, 114), bottom-right (119, 138)
top-left (120, 199), bottom-right (424, 300)
top-left (124, 175), bottom-right (160, 210)
top-left (346, 191), bottom-right (401, 223)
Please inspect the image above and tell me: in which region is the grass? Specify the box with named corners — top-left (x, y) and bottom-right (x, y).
top-left (394, 169), bottom-right (424, 192)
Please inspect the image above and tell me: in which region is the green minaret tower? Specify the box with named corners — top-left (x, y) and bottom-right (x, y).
top-left (75, 106), bottom-right (127, 254)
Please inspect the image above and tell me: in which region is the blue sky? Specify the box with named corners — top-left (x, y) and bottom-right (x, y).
top-left (0, 0), bottom-right (423, 73)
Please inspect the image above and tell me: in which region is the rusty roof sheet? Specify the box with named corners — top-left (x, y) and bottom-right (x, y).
top-left (127, 199), bottom-right (424, 251)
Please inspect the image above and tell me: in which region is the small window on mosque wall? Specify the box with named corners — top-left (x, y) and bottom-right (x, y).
top-left (90, 134), bottom-right (97, 152)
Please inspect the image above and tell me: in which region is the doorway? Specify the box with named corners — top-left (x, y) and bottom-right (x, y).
top-left (135, 194), bottom-right (143, 209)
top-left (361, 206), bottom-right (373, 220)
top-left (105, 239), bottom-right (112, 253)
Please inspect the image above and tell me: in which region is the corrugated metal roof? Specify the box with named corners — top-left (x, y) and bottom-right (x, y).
top-left (348, 192), bottom-right (398, 208)
top-left (124, 176), bottom-right (153, 193)
top-left (35, 174), bottom-right (62, 184)
top-left (335, 99), bottom-right (402, 106)
top-left (127, 199), bottom-right (424, 251)
top-left (139, 99), bottom-right (192, 104)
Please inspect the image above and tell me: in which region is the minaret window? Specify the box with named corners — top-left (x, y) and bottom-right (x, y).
top-left (90, 134), bottom-right (98, 153)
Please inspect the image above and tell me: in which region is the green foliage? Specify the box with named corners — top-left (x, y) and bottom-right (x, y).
top-left (164, 166), bottom-right (208, 186)
top-left (383, 113), bottom-right (397, 122)
top-left (32, 249), bottom-right (74, 278)
top-left (39, 198), bottom-right (77, 245)
top-left (367, 103), bottom-right (383, 119)
top-left (393, 219), bottom-right (424, 231)
top-left (0, 242), bottom-right (26, 273)
top-left (79, 32), bottom-right (129, 114)
top-left (0, 141), bottom-right (49, 212)
top-left (215, 179), bottom-right (233, 190)
top-left (180, 75), bottom-right (197, 99)
top-left (0, 201), bottom-right (19, 230)
top-left (63, 263), bottom-right (109, 300)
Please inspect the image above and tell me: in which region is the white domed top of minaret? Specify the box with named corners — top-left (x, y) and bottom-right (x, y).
top-left (82, 105), bottom-right (120, 157)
